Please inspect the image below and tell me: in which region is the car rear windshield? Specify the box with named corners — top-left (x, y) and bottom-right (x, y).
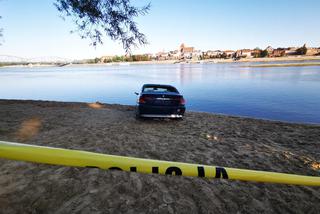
top-left (143, 86), bottom-right (178, 93)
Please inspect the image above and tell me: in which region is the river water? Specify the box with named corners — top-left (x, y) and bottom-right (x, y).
top-left (1, 62), bottom-right (320, 124)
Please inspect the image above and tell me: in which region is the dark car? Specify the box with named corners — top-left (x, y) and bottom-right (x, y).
top-left (135, 84), bottom-right (186, 119)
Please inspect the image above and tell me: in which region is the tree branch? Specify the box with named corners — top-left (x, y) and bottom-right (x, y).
top-left (54, 0), bottom-right (150, 53)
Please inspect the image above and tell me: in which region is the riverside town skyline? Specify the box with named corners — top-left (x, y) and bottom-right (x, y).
top-left (1, 43), bottom-right (320, 64)
top-left (99, 43), bottom-right (320, 63)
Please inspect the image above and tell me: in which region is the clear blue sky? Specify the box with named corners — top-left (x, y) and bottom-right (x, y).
top-left (0, 0), bottom-right (319, 59)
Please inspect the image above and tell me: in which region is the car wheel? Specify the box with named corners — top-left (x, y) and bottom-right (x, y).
top-left (135, 108), bottom-right (141, 120)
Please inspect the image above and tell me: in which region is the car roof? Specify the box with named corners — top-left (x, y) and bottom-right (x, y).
top-left (142, 84), bottom-right (177, 89)
top-left (141, 84), bottom-right (180, 94)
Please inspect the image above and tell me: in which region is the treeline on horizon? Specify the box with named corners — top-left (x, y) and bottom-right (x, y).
top-left (85, 54), bottom-right (151, 64)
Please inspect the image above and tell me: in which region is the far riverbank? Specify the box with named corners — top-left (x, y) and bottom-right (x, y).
top-left (67, 55), bottom-right (320, 67)
top-left (1, 55), bottom-right (320, 68)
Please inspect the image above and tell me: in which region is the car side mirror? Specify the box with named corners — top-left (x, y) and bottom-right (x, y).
top-left (134, 92), bottom-right (139, 95)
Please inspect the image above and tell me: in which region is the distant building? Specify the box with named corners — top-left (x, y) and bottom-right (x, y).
top-left (156, 52), bottom-right (169, 60)
top-left (204, 50), bottom-right (223, 59)
top-left (306, 47), bottom-right (320, 56)
top-left (192, 50), bottom-right (202, 60)
top-left (180, 43), bottom-right (195, 59)
top-left (168, 50), bottom-right (180, 60)
top-left (285, 47), bottom-right (298, 55)
top-left (224, 50), bottom-right (236, 58)
top-left (270, 48), bottom-right (286, 57)
top-left (235, 49), bottom-right (252, 58)
top-left (265, 46), bottom-right (274, 55)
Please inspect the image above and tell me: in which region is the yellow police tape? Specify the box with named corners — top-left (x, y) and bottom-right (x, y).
top-left (0, 141), bottom-right (319, 186)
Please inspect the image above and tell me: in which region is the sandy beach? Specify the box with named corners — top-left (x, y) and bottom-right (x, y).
top-left (0, 99), bottom-right (319, 213)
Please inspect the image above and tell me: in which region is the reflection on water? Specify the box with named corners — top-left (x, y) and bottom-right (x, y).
top-left (1, 62), bottom-right (320, 124)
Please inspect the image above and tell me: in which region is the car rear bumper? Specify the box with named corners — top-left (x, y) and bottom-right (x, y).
top-left (138, 104), bottom-right (185, 118)
top-left (139, 114), bottom-right (183, 118)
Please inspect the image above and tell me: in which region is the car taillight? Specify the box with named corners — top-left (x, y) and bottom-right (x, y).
top-left (139, 96), bottom-right (152, 103)
top-left (138, 96), bottom-right (146, 103)
top-left (179, 97), bottom-right (185, 105)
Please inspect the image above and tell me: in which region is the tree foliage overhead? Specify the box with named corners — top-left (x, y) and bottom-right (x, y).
top-left (54, 0), bottom-right (150, 53)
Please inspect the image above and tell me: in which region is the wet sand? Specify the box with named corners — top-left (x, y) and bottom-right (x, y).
top-left (0, 99), bottom-right (319, 213)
